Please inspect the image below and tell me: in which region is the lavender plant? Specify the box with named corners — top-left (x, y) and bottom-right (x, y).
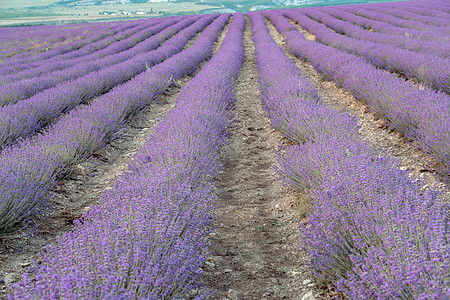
top-left (344, 5), bottom-right (450, 35)
top-left (0, 22), bottom-right (131, 75)
top-left (319, 7), bottom-right (448, 42)
top-left (0, 17), bottom-right (196, 106)
top-left (0, 15), bottom-right (214, 149)
top-left (0, 18), bottom-right (172, 86)
top-left (0, 21), bottom-right (138, 72)
top-left (298, 8), bottom-right (449, 58)
top-left (270, 9), bottom-right (450, 179)
top-left (261, 9), bottom-right (450, 94)
top-left (367, 4), bottom-right (450, 28)
top-left (0, 13), bottom-right (230, 234)
top-left (248, 10), bottom-right (449, 299)
top-left (10, 12), bottom-right (245, 299)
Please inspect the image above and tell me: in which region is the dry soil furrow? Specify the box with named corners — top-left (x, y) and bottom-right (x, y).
top-left (266, 18), bottom-right (449, 197)
top-left (202, 19), bottom-right (330, 300)
top-left (0, 19), bottom-right (232, 295)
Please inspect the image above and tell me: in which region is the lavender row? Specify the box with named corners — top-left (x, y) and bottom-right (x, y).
top-left (366, 3), bottom-right (450, 27)
top-left (296, 8), bottom-right (449, 58)
top-left (0, 18), bottom-right (181, 103)
top-left (0, 19), bottom-right (157, 74)
top-left (0, 22), bottom-right (117, 61)
top-left (2, 18), bottom-right (174, 76)
top-left (0, 20), bottom-right (114, 45)
top-left (0, 15), bottom-right (211, 149)
top-left (270, 10), bottom-right (450, 179)
top-left (271, 9), bottom-right (450, 94)
top-left (9, 13), bottom-right (245, 299)
top-left (0, 22), bottom-right (137, 61)
top-left (0, 22), bottom-right (135, 75)
top-left (248, 11), bottom-right (449, 299)
top-left (344, 5), bottom-right (450, 35)
top-left (319, 6), bottom-right (448, 43)
top-left (0, 13), bottom-right (229, 236)
top-left (393, 2), bottom-right (450, 20)
top-left (0, 18), bottom-right (169, 84)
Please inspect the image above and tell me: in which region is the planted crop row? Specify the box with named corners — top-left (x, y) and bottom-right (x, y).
top-left (10, 13), bottom-right (245, 299)
top-left (367, 4), bottom-right (450, 27)
top-left (0, 18), bottom-right (171, 85)
top-left (0, 13), bottom-right (230, 235)
top-left (0, 23), bottom-right (114, 61)
top-left (249, 11), bottom-right (449, 299)
top-left (318, 6), bottom-right (448, 43)
top-left (2, 18), bottom-right (171, 76)
top-left (271, 9), bottom-right (450, 94)
top-left (0, 15), bottom-right (211, 149)
top-left (0, 22), bottom-right (135, 75)
top-left (397, 2), bottom-right (450, 19)
top-left (267, 10), bottom-right (450, 179)
top-left (0, 18), bottom-right (183, 104)
top-left (345, 6), bottom-right (450, 34)
top-left (297, 8), bottom-right (449, 58)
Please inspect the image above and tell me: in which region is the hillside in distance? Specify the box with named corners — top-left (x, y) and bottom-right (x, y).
top-left (0, 0), bottom-right (406, 26)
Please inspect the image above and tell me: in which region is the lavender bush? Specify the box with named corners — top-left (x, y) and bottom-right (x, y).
top-left (10, 12), bottom-right (245, 299)
top-left (318, 6), bottom-right (448, 42)
top-left (0, 13), bottom-right (230, 234)
top-left (367, 4), bottom-right (450, 28)
top-left (344, 5), bottom-right (450, 35)
top-left (0, 21), bottom-right (137, 72)
top-left (0, 18), bottom-right (171, 86)
top-left (0, 20), bottom-right (134, 62)
top-left (261, 9), bottom-right (450, 94)
top-left (249, 10), bottom-right (449, 299)
top-left (268, 9), bottom-right (450, 179)
top-left (0, 15), bottom-right (214, 149)
top-left (298, 8), bottom-right (449, 58)
top-left (0, 22), bottom-right (130, 74)
top-left (0, 16), bottom-right (195, 106)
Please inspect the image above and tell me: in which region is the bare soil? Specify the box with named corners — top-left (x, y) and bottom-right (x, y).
top-left (0, 20), bottom-right (230, 297)
top-left (201, 18), bottom-right (331, 300)
top-left (265, 19), bottom-right (449, 200)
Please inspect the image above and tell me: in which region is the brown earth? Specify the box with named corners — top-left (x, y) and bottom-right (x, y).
top-left (201, 19), bottom-right (331, 300)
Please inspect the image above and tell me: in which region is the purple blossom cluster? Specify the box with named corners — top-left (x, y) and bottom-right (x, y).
top-left (10, 12), bottom-right (245, 299)
top-left (0, 15), bottom-right (213, 148)
top-left (248, 11), bottom-right (449, 299)
top-left (0, 13), bottom-right (230, 234)
top-left (263, 9), bottom-right (450, 94)
top-left (267, 10), bottom-right (450, 179)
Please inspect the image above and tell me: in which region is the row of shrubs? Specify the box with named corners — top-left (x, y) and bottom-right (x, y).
top-left (248, 10), bottom-right (448, 299)
top-left (10, 12), bottom-right (245, 299)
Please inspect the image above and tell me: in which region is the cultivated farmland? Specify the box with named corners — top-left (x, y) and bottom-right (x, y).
top-left (0, 0), bottom-right (449, 299)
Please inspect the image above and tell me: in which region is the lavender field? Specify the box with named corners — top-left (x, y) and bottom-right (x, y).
top-left (0, 0), bottom-right (449, 299)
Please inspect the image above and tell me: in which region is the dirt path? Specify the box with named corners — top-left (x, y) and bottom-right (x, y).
top-left (202, 18), bottom-right (330, 300)
top-left (265, 19), bottom-right (449, 198)
top-left (0, 20), bottom-right (231, 296)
